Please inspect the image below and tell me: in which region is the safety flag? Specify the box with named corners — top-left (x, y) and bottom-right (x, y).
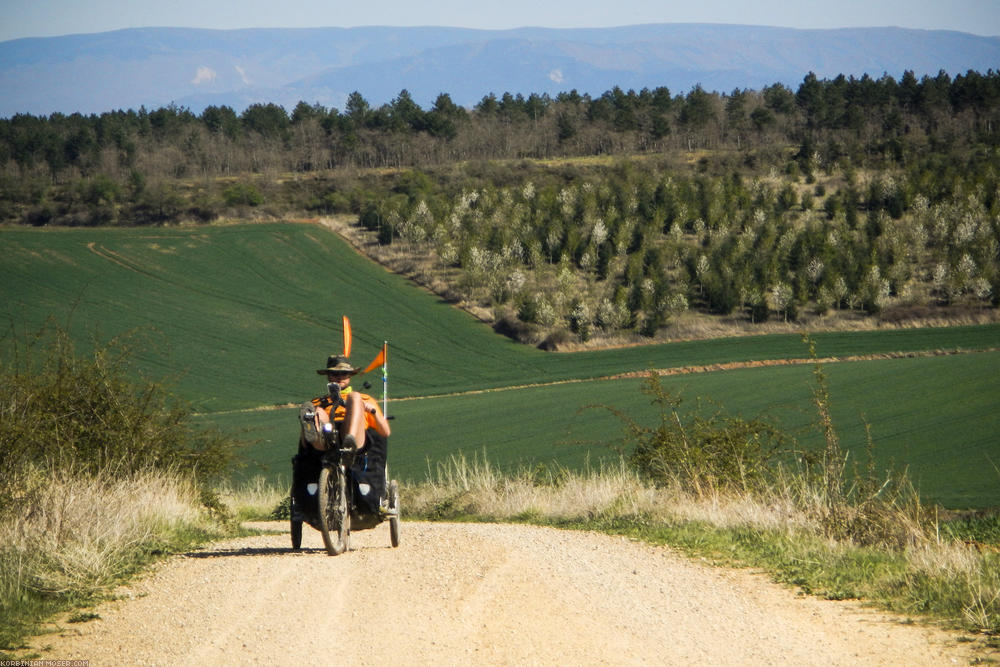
top-left (360, 341), bottom-right (386, 375)
top-left (359, 341), bottom-right (388, 416)
top-left (342, 316), bottom-right (352, 357)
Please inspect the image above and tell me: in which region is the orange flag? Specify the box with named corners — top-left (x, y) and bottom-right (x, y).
top-left (360, 342), bottom-right (386, 375)
top-left (342, 316), bottom-right (352, 357)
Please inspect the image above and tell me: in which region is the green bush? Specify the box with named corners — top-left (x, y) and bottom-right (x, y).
top-left (603, 371), bottom-right (784, 495)
top-left (0, 323), bottom-right (242, 500)
top-left (222, 182), bottom-right (263, 207)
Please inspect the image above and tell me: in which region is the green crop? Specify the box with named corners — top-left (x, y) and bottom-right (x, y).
top-left (4, 224), bottom-right (998, 508)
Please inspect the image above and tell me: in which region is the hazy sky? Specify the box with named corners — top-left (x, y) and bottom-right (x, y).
top-left (1, 0), bottom-right (999, 42)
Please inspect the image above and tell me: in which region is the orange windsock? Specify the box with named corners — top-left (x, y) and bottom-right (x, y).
top-left (360, 342), bottom-right (386, 375)
top-left (342, 316), bottom-right (352, 357)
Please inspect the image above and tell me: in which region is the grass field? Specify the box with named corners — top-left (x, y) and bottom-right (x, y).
top-left (214, 350), bottom-right (1000, 509)
top-left (4, 223), bottom-right (999, 508)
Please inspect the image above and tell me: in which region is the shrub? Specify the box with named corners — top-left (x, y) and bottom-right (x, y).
top-left (600, 371), bottom-right (784, 495)
top-left (222, 182), bottom-right (263, 207)
top-left (537, 328), bottom-right (571, 351)
top-left (0, 323), bottom-right (242, 499)
top-left (493, 314), bottom-right (537, 344)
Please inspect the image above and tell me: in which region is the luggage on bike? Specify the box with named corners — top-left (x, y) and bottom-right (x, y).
top-left (290, 418), bottom-right (399, 555)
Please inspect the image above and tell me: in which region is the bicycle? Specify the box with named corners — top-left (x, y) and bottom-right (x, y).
top-left (290, 408), bottom-right (400, 555)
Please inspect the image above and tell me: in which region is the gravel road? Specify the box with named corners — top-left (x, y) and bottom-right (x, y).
top-left (32, 521), bottom-right (977, 665)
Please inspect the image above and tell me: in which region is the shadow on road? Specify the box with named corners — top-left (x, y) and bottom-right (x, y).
top-left (183, 544), bottom-right (396, 558)
top-left (183, 546), bottom-right (326, 558)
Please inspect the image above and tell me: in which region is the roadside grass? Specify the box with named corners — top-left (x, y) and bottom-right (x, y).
top-left (216, 475), bottom-right (290, 522)
top-left (400, 453), bottom-right (1000, 638)
top-left (392, 355), bottom-right (1000, 638)
top-left (236, 433), bottom-right (1000, 638)
top-left (0, 466), bottom-right (241, 657)
top-left (0, 323), bottom-right (249, 657)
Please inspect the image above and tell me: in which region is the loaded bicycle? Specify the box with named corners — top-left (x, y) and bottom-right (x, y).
top-left (289, 330), bottom-right (399, 555)
top-left (289, 407), bottom-right (400, 554)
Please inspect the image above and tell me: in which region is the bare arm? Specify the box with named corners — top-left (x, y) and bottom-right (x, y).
top-left (363, 395), bottom-right (391, 437)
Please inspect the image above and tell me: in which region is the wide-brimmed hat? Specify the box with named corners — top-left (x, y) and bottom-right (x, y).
top-left (316, 354), bottom-right (358, 376)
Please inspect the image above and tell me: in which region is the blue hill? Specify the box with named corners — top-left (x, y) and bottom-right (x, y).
top-left (1, 24), bottom-right (998, 116)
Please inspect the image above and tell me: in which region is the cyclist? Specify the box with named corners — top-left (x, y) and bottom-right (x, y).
top-left (298, 354), bottom-right (391, 513)
top-left (302, 354), bottom-right (391, 450)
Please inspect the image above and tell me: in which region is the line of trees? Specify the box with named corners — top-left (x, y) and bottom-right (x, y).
top-left (1, 68), bottom-right (997, 340)
top-left (1, 69), bottom-right (998, 184)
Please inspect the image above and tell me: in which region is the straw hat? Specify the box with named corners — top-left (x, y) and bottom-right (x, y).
top-left (316, 354), bottom-right (358, 375)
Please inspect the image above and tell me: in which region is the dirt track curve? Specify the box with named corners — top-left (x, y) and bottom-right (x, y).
top-left (32, 521), bottom-right (978, 666)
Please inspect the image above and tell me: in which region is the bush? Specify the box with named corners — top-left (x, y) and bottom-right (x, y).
top-left (602, 371), bottom-right (784, 495)
top-left (492, 314), bottom-right (537, 344)
top-left (0, 324), bottom-right (242, 498)
top-left (537, 328), bottom-right (571, 351)
top-left (187, 196), bottom-right (220, 222)
top-left (222, 182), bottom-right (263, 207)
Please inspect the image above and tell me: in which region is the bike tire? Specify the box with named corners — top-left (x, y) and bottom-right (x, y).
top-left (388, 479), bottom-right (401, 548)
top-left (318, 465), bottom-right (350, 556)
top-left (289, 489), bottom-right (303, 550)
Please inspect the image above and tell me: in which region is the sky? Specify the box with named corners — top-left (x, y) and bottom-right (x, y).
top-left (1, 0), bottom-right (999, 43)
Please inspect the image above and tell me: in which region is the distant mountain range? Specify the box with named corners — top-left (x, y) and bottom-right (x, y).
top-left (1, 24), bottom-right (998, 117)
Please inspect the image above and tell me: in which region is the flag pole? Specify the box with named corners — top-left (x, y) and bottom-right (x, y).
top-left (382, 341), bottom-right (388, 417)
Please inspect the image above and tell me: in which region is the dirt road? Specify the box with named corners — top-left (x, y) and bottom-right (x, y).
top-left (33, 521), bottom-right (977, 665)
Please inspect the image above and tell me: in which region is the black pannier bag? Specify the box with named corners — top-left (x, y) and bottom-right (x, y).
top-left (291, 446), bottom-right (323, 518)
top-left (349, 429), bottom-right (387, 514)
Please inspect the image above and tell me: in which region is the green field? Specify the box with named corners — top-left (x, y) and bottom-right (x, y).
top-left (213, 351), bottom-right (1000, 509)
top-left (4, 223), bottom-right (999, 508)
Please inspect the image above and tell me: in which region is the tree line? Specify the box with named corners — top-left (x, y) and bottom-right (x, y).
top-left (1, 68), bottom-right (998, 184)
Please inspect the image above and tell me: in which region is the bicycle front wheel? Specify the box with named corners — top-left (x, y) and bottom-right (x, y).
top-left (318, 465), bottom-right (350, 555)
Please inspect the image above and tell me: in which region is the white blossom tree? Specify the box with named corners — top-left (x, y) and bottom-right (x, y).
top-left (767, 282), bottom-right (794, 322)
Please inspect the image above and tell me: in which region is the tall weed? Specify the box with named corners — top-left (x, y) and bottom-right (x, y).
top-left (799, 335), bottom-right (933, 548)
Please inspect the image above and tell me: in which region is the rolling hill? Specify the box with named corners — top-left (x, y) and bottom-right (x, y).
top-left (3, 222), bottom-right (998, 507)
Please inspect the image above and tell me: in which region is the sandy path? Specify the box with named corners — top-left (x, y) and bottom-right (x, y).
top-left (31, 521), bottom-right (977, 666)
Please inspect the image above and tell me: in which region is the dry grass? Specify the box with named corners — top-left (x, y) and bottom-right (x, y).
top-left (0, 465), bottom-right (240, 652)
top-left (406, 452), bottom-right (827, 534)
top-left (216, 475), bottom-right (289, 521)
top-left (906, 540), bottom-right (1000, 631)
top-left (0, 465), bottom-right (213, 599)
top-left (406, 454), bottom-right (658, 521)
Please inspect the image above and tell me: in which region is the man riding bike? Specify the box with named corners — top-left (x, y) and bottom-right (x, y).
top-left (299, 353), bottom-right (392, 513)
